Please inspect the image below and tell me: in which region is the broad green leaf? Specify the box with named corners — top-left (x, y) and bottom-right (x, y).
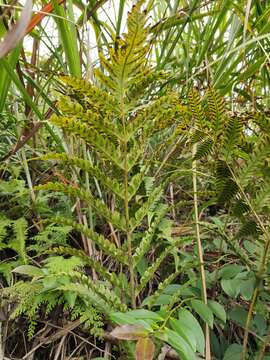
top-left (191, 299), bottom-right (214, 328)
top-left (64, 291), bottom-right (77, 308)
top-left (163, 329), bottom-right (196, 360)
top-left (219, 265), bottom-right (244, 279)
top-left (127, 309), bottom-right (163, 321)
top-left (208, 300), bottom-right (226, 323)
top-left (109, 312), bottom-right (153, 331)
top-left (240, 278), bottom-right (255, 300)
top-left (178, 308), bottom-right (205, 356)
top-left (221, 278), bottom-right (241, 298)
top-left (223, 344), bottom-right (243, 360)
top-left (12, 265), bottom-right (44, 277)
top-left (109, 312), bottom-right (138, 325)
top-left (253, 315), bottom-right (267, 336)
top-left (135, 337), bottom-right (155, 360)
top-left (228, 307), bottom-right (248, 328)
top-left (142, 294), bottom-right (171, 306)
top-left (169, 318), bottom-right (197, 352)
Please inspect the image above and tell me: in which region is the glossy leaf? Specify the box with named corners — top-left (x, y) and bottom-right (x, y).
top-left (208, 300), bottom-right (226, 323)
top-left (169, 318), bottom-right (197, 352)
top-left (190, 299), bottom-right (214, 328)
top-left (178, 308), bottom-right (205, 356)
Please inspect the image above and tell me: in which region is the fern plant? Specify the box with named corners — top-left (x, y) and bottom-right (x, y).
top-left (35, 0), bottom-right (186, 309)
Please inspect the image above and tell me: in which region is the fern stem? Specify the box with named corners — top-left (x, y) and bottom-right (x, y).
top-left (192, 144), bottom-right (211, 360)
top-left (121, 103), bottom-right (136, 309)
top-left (124, 145), bottom-right (136, 309)
top-left (241, 287), bottom-right (259, 360)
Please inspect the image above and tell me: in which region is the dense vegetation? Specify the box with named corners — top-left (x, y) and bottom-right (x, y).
top-left (0, 0), bottom-right (270, 359)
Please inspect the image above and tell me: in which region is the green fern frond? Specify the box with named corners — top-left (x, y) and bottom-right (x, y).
top-left (133, 204), bottom-right (168, 265)
top-left (251, 179), bottom-right (270, 211)
top-left (130, 186), bottom-right (163, 231)
top-left (232, 199), bottom-right (250, 217)
top-left (222, 116), bottom-right (243, 157)
top-left (49, 216), bottom-right (128, 264)
top-left (59, 76), bottom-right (118, 114)
top-left (237, 220), bottom-right (260, 239)
top-left (188, 90), bottom-right (206, 128)
top-left (206, 87), bottom-right (225, 134)
top-left (46, 246), bottom-right (122, 289)
top-left (35, 183), bottom-right (127, 231)
top-left (146, 269), bottom-right (182, 308)
top-left (190, 129), bottom-right (207, 144)
top-left (218, 178), bottom-right (239, 203)
top-left (136, 239), bottom-right (182, 295)
top-left (58, 282), bottom-right (113, 314)
top-left (193, 137), bottom-right (214, 160)
top-left (0, 216), bottom-right (9, 244)
top-left (68, 271), bottom-right (126, 311)
top-left (94, 0), bottom-right (149, 103)
top-left (238, 136), bottom-right (270, 187)
top-left (41, 153), bottom-right (127, 200)
top-left (50, 115), bottom-right (128, 170)
top-left (10, 218), bottom-right (28, 264)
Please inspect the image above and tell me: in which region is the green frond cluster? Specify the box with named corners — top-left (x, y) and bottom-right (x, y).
top-left (32, 0), bottom-right (189, 322)
top-left (189, 89), bottom-right (270, 258)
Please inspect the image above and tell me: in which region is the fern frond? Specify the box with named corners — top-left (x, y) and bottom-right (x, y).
top-left (238, 136), bottom-right (270, 187)
top-left (10, 218), bottom-right (28, 264)
top-left (133, 204), bottom-right (168, 265)
top-left (237, 220), bottom-right (260, 239)
top-left (193, 137), bottom-right (214, 160)
top-left (251, 179), bottom-right (270, 211)
top-left (232, 199), bottom-right (250, 217)
top-left (50, 115), bottom-right (127, 170)
top-left (190, 129), bottom-right (207, 144)
top-left (206, 87), bottom-right (225, 134)
top-left (215, 161), bottom-right (238, 203)
top-left (35, 183), bottom-right (127, 231)
top-left (69, 271), bottom-right (126, 311)
top-left (188, 90), bottom-right (206, 128)
top-left (222, 116), bottom-right (242, 157)
top-left (0, 216), bottom-right (9, 244)
top-left (59, 76), bottom-right (118, 114)
top-left (135, 239), bottom-right (182, 295)
top-left (41, 153), bottom-right (127, 200)
top-left (146, 269), bottom-right (182, 308)
top-left (94, 0), bottom-right (149, 103)
top-left (58, 282), bottom-right (113, 314)
top-left (130, 186), bottom-right (163, 231)
top-left (49, 216), bottom-right (128, 264)
top-left (46, 246), bottom-right (123, 289)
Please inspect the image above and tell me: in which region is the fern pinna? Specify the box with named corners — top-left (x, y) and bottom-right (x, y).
top-left (29, 0), bottom-right (190, 350)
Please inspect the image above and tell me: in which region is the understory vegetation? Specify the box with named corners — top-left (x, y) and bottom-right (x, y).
top-left (0, 0), bottom-right (270, 359)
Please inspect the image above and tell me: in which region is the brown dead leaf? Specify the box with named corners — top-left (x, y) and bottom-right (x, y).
top-left (0, 0), bottom-right (32, 58)
top-left (136, 337), bottom-right (155, 360)
top-left (110, 324), bottom-right (148, 340)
